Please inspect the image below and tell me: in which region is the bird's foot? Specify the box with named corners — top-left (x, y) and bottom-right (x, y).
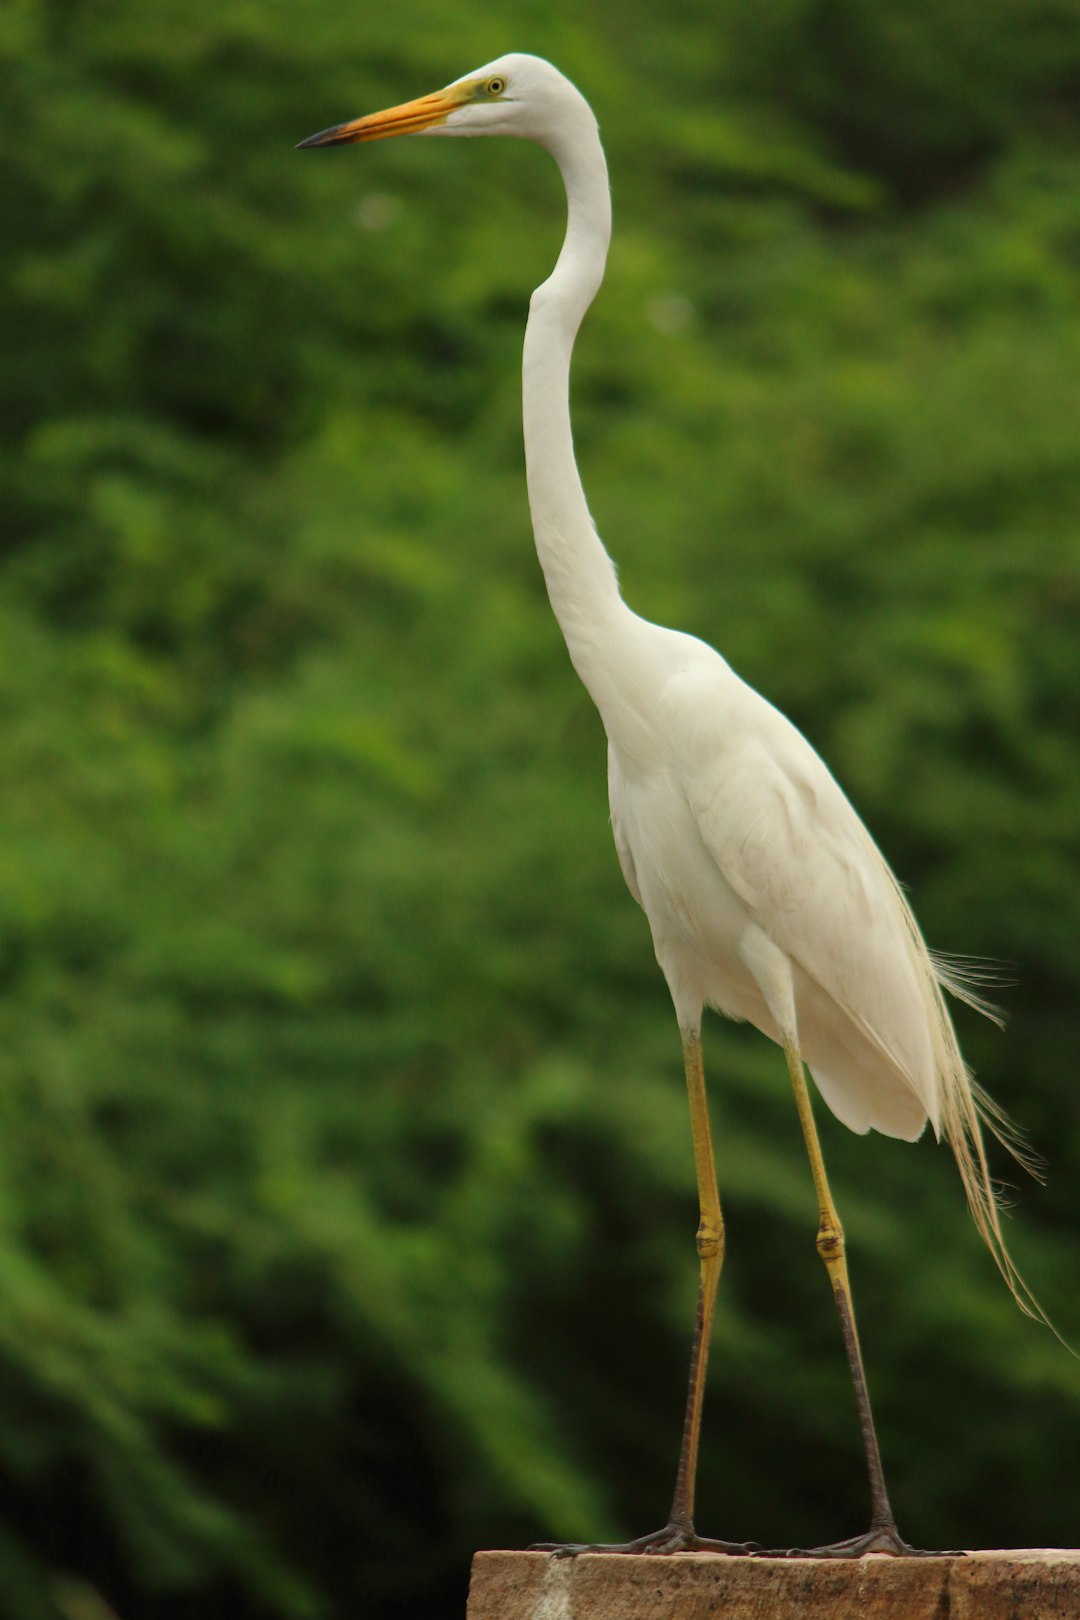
top-left (530, 1522), bottom-right (755, 1558)
top-left (762, 1520), bottom-right (957, 1559)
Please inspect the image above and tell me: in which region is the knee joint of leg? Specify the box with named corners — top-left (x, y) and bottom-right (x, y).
top-left (696, 1217), bottom-right (724, 1261)
top-left (815, 1218), bottom-right (845, 1264)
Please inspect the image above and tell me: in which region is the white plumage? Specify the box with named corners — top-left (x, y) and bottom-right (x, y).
top-left (607, 636), bottom-right (937, 1142)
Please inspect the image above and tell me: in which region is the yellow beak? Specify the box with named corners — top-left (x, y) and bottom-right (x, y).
top-left (296, 85), bottom-right (467, 148)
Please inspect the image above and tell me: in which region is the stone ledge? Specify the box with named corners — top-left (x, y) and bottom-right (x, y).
top-left (466, 1547), bottom-right (1080, 1619)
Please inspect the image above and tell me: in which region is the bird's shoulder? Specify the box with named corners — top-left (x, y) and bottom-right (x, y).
top-left (650, 631), bottom-right (751, 740)
top-left (658, 653), bottom-right (885, 925)
top-left (654, 638), bottom-right (819, 787)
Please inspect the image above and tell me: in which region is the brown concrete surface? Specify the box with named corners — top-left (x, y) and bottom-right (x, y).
top-left (466, 1548), bottom-right (1080, 1619)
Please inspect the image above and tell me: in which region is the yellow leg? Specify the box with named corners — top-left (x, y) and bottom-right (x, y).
top-left (530, 1028), bottom-right (750, 1556)
top-left (668, 1028), bottom-right (725, 1530)
top-left (783, 1039), bottom-right (911, 1556)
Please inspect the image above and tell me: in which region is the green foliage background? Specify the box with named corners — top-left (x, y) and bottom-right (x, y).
top-left (4, 0), bottom-right (1080, 1615)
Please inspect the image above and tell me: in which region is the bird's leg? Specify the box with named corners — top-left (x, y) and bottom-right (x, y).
top-left (665, 1027), bottom-right (727, 1538)
top-left (531, 1030), bottom-right (752, 1558)
top-left (774, 1039), bottom-right (916, 1558)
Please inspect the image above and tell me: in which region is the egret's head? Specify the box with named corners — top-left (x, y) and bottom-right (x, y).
top-left (297, 54), bottom-right (591, 153)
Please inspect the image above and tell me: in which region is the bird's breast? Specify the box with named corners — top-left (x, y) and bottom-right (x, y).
top-left (609, 751), bottom-right (766, 1025)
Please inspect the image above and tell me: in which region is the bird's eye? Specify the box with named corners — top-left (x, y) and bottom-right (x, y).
top-left (486, 76), bottom-right (506, 96)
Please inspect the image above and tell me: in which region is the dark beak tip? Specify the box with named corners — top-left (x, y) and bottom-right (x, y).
top-left (296, 126), bottom-right (344, 150)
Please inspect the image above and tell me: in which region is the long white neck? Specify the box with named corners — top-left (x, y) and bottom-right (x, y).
top-left (523, 110), bottom-right (638, 715)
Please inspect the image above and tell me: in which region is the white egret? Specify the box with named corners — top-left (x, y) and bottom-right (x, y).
top-left (299, 53), bottom-right (1041, 1558)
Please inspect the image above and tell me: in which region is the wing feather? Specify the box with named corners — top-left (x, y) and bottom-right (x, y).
top-left (608, 742), bottom-right (643, 907)
top-left (683, 699), bottom-right (939, 1132)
